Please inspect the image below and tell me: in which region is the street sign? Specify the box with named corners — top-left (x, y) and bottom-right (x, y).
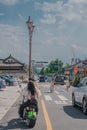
top-left (74, 66), bottom-right (79, 74)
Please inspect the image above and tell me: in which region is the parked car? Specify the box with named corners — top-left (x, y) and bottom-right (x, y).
top-left (0, 77), bottom-right (6, 87)
top-left (0, 80), bottom-right (6, 89)
top-left (9, 75), bottom-right (22, 85)
top-left (54, 75), bottom-right (64, 85)
top-left (0, 75), bottom-right (17, 86)
top-left (72, 76), bottom-right (87, 114)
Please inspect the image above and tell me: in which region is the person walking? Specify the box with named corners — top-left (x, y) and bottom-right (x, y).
top-left (50, 78), bottom-right (55, 92)
top-left (64, 77), bottom-right (70, 92)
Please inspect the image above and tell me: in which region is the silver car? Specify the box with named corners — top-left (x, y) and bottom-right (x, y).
top-left (72, 77), bottom-right (87, 114)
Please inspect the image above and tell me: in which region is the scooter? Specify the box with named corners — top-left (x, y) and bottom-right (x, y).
top-left (23, 103), bottom-right (37, 128)
top-left (19, 96), bottom-right (38, 128)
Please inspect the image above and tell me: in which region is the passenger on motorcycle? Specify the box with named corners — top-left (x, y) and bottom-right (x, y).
top-left (19, 78), bottom-right (39, 118)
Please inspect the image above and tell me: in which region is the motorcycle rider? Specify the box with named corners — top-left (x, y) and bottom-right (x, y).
top-left (19, 78), bottom-right (39, 118)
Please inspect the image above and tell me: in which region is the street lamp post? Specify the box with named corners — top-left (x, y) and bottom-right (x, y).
top-left (26, 16), bottom-right (35, 79)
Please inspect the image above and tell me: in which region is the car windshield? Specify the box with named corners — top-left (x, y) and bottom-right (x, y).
top-left (55, 76), bottom-right (63, 81)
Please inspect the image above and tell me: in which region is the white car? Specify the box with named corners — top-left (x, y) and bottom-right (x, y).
top-left (72, 77), bottom-right (87, 114)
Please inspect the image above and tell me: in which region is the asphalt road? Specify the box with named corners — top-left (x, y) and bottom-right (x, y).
top-left (0, 82), bottom-right (87, 130)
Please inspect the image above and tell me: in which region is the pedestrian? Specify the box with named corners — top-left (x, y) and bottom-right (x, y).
top-left (18, 84), bottom-right (23, 95)
top-left (19, 78), bottom-right (39, 118)
top-left (50, 78), bottom-right (55, 92)
top-left (64, 77), bottom-right (70, 92)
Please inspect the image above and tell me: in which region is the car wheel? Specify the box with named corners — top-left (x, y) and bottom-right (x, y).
top-left (72, 94), bottom-right (76, 107)
top-left (82, 99), bottom-right (87, 115)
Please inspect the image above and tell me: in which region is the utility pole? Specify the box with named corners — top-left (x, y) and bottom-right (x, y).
top-left (26, 16), bottom-right (35, 80)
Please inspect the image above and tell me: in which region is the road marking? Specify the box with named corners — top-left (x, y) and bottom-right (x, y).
top-left (41, 100), bottom-right (52, 130)
top-left (54, 100), bottom-right (67, 104)
top-left (44, 85), bottom-right (50, 87)
top-left (57, 95), bottom-right (68, 101)
top-left (57, 87), bottom-right (66, 92)
top-left (44, 95), bottom-right (52, 101)
top-left (55, 91), bottom-right (59, 94)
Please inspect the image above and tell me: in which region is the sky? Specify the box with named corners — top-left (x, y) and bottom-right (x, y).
top-left (0, 0), bottom-right (87, 65)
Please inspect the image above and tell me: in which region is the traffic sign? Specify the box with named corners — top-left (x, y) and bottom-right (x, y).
top-left (74, 66), bottom-right (79, 74)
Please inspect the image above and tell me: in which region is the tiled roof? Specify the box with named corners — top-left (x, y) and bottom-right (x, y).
top-left (0, 62), bottom-right (23, 66)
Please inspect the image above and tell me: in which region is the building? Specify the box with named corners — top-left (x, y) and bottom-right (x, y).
top-left (64, 59), bottom-right (87, 80)
top-left (32, 61), bottom-right (49, 74)
top-left (0, 54), bottom-right (27, 74)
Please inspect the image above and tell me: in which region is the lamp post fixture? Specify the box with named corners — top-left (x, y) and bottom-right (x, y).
top-left (26, 16), bottom-right (35, 79)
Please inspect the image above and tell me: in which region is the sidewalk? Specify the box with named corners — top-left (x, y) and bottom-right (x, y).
top-left (0, 83), bottom-right (27, 121)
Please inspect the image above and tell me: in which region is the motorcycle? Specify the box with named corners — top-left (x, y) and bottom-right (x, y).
top-left (19, 96), bottom-right (38, 128)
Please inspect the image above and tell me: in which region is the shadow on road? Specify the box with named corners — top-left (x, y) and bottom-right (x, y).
top-left (0, 118), bottom-right (31, 130)
top-left (0, 90), bottom-right (4, 91)
top-left (63, 105), bottom-right (87, 119)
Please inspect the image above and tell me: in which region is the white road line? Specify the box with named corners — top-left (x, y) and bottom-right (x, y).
top-left (57, 87), bottom-right (66, 92)
top-left (44, 95), bottom-right (52, 101)
top-left (62, 100), bottom-right (68, 104)
top-left (54, 91), bottom-right (59, 94)
top-left (44, 85), bottom-right (50, 88)
top-left (57, 95), bottom-right (68, 101)
top-left (54, 100), bottom-right (67, 104)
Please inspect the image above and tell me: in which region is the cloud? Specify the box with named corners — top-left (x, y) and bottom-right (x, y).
top-left (60, 0), bottom-right (87, 23)
top-left (34, 0), bottom-right (87, 63)
top-left (0, 0), bottom-right (19, 5)
top-left (42, 29), bottom-right (53, 36)
top-left (18, 14), bottom-right (23, 19)
top-left (1, 0), bottom-right (87, 64)
top-left (40, 14), bottom-right (56, 24)
top-left (0, 0), bottom-right (33, 5)
top-left (0, 23), bottom-right (29, 63)
top-left (35, 0), bottom-right (87, 25)
top-left (69, 0), bottom-right (87, 4)
top-left (35, 1), bottom-right (62, 13)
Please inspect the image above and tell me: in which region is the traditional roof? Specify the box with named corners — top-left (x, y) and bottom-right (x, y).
top-left (0, 54), bottom-right (24, 67)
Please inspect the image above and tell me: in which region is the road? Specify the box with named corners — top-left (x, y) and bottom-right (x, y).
top-left (0, 82), bottom-right (87, 130)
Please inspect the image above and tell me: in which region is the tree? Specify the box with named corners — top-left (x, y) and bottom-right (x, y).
top-left (64, 63), bottom-right (71, 68)
top-left (50, 59), bottom-right (64, 74)
top-left (40, 59), bottom-right (64, 75)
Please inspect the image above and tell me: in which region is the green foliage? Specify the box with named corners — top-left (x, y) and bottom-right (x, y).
top-left (49, 59), bottom-right (64, 74)
top-left (71, 74), bottom-right (80, 86)
top-left (40, 58), bottom-right (64, 75)
top-left (40, 68), bottom-right (44, 75)
top-left (64, 63), bottom-right (71, 68)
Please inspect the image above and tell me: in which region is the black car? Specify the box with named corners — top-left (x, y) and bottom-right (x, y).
top-left (39, 75), bottom-right (45, 82)
top-left (54, 75), bottom-right (64, 85)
